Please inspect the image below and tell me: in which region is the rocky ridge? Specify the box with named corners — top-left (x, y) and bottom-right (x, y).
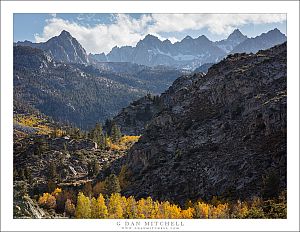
top-left (230, 28), bottom-right (286, 54)
top-left (117, 43), bottom-right (287, 204)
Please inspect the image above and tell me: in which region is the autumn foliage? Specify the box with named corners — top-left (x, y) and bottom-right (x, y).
top-left (38, 193), bottom-right (56, 209)
top-left (72, 193), bottom-right (233, 219)
top-left (38, 189), bottom-right (287, 219)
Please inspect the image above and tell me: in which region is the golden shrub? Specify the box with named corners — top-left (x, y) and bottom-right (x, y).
top-left (38, 192), bottom-right (56, 209)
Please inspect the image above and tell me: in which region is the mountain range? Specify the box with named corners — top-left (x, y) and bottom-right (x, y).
top-left (95, 28), bottom-right (286, 69)
top-left (15, 28), bottom-right (286, 70)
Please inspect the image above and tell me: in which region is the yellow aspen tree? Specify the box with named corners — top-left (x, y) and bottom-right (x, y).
top-left (160, 201), bottom-right (172, 218)
top-left (97, 193), bottom-right (108, 219)
top-left (155, 200), bottom-right (164, 218)
top-left (125, 196), bottom-right (138, 219)
top-left (181, 207), bottom-right (194, 219)
top-left (150, 200), bottom-right (160, 219)
top-left (144, 196), bottom-right (154, 218)
top-left (91, 197), bottom-right (99, 219)
top-left (194, 202), bottom-right (210, 219)
top-left (168, 204), bottom-right (182, 219)
top-left (211, 203), bottom-right (229, 219)
top-left (108, 193), bottom-right (123, 218)
top-left (75, 192), bottom-right (91, 218)
top-left (136, 198), bottom-right (146, 219)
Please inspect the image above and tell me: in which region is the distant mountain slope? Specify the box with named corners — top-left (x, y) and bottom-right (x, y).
top-left (14, 30), bottom-right (89, 64)
top-left (13, 46), bottom-right (185, 129)
top-left (93, 28), bottom-right (285, 69)
top-left (113, 43), bottom-right (287, 204)
top-left (230, 28), bottom-right (286, 54)
top-left (105, 34), bottom-right (226, 69)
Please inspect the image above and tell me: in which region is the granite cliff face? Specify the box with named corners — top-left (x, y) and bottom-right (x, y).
top-left (111, 74), bottom-right (204, 135)
top-left (118, 43), bottom-right (287, 204)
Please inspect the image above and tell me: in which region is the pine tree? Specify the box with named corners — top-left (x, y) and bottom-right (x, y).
top-left (111, 124), bottom-right (122, 143)
top-left (118, 165), bottom-right (130, 189)
top-left (105, 119), bottom-right (113, 136)
top-left (88, 159), bottom-right (100, 177)
top-left (104, 174), bottom-right (121, 195)
top-left (104, 133), bottom-right (109, 149)
top-left (94, 123), bottom-right (105, 149)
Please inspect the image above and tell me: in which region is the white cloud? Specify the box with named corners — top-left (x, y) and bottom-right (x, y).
top-left (35, 13), bottom-right (286, 54)
top-left (35, 14), bottom-right (153, 54)
top-left (149, 13), bottom-right (286, 35)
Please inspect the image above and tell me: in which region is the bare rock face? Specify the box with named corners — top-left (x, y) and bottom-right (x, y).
top-left (112, 74), bottom-right (205, 135)
top-left (121, 43), bottom-right (287, 204)
top-left (112, 94), bottom-right (161, 135)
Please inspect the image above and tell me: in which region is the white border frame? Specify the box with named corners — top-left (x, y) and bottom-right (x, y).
top-left (1, 1), bottom-right (299, 231)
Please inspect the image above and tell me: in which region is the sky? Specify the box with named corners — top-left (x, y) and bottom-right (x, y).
top-left (14, 13), bottom-right (287, 54)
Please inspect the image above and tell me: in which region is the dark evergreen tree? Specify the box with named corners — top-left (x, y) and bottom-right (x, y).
top-left (104, 174), bottom-right (121, 195)
top-left (89, 123), bottom-right (105, 149)
top-left (35, 136), bottom-right (48, 156)
top-left (111, 124), bottom-right (122, 143)
top-left (105, 119), bottom-right (113, 136)
top-left (88, 159), bottom-right (100, 177)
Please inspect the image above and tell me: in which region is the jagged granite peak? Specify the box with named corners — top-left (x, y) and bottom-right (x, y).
top-left (182, 35), bottom-right (193, 41)
top-left (196, 35), bottom-right (210, 41)
top-left (163, 39), bottom-right (172, 44)
top-left (42, 30), bottom-right (89, 64)
top-left (59, 29), bottom-right (72, 37)
top-left (215, 29), bottom-right (248, 53)
top-left (113, 43), bottom-right (287, 204)
top-left (227, 29), bottom-right (247, 41)
top-left (137, 34), bottom-right (162, 48)
top-left (230, 28), bottom-right (286, 54)
top-left (15, 30), bottom-right (89, 64)
top-left (143, 34), bottom-right (160, 41)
